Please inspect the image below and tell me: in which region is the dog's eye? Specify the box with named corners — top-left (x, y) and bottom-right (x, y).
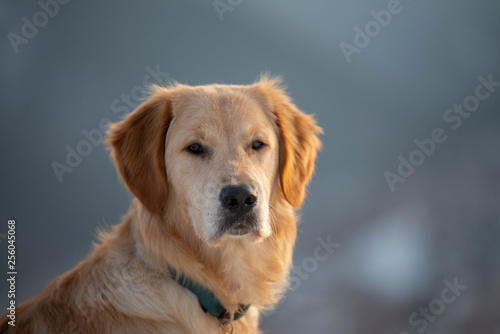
top-left (186, 143), bottom-right (204, 155)
top-left (251, 140), bottom-right (265, 150)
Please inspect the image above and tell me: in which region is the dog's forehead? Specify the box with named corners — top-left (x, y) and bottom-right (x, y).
top-left (171, 85), bottom-right (274, 137)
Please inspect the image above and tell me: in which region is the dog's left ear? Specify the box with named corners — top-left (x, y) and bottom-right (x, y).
top-left (254, 76), bottom-right (323, 208)
top-left (106, 86), bottom-right (173, 214)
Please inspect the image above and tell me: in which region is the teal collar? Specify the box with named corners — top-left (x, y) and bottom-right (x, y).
top-left (168, 267), bottom-right (250, 321)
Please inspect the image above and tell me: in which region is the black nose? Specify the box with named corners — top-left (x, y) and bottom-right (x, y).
top-left (219, 185), bottom-right (257, 214)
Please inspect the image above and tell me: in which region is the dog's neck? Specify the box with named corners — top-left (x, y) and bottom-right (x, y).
top-left (125, 197), bottom-right (296, 314)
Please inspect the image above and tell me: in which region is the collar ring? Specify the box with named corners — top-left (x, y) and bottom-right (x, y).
top-left (217, 317), bottom-right (234, 334)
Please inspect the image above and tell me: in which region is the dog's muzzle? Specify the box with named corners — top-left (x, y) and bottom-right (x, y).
top-left (218, 185), bottom-right (258, 236)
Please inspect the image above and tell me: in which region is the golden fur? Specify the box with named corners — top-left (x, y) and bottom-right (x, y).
top-left (1, 76), bottom-right (321, 333)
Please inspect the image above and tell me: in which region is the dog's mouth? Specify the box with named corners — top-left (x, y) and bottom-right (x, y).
top-left (214, 213), bottom-right (259, 239)
top-left (228, 223), bottom-right (251, 236)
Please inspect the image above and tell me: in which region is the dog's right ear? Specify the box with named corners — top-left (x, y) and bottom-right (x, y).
top-left (106, 86), bottom-right (173, 214)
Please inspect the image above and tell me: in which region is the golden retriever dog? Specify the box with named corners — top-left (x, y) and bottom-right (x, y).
top-left (1, 76), bottom-right (321, 333)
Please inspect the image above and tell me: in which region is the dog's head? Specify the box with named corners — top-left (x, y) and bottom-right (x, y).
top-left (107, 76), bottom-right (321, 246)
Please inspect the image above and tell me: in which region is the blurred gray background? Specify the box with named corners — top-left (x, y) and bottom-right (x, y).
top-left (1, 0), bottom-right (500, 333)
